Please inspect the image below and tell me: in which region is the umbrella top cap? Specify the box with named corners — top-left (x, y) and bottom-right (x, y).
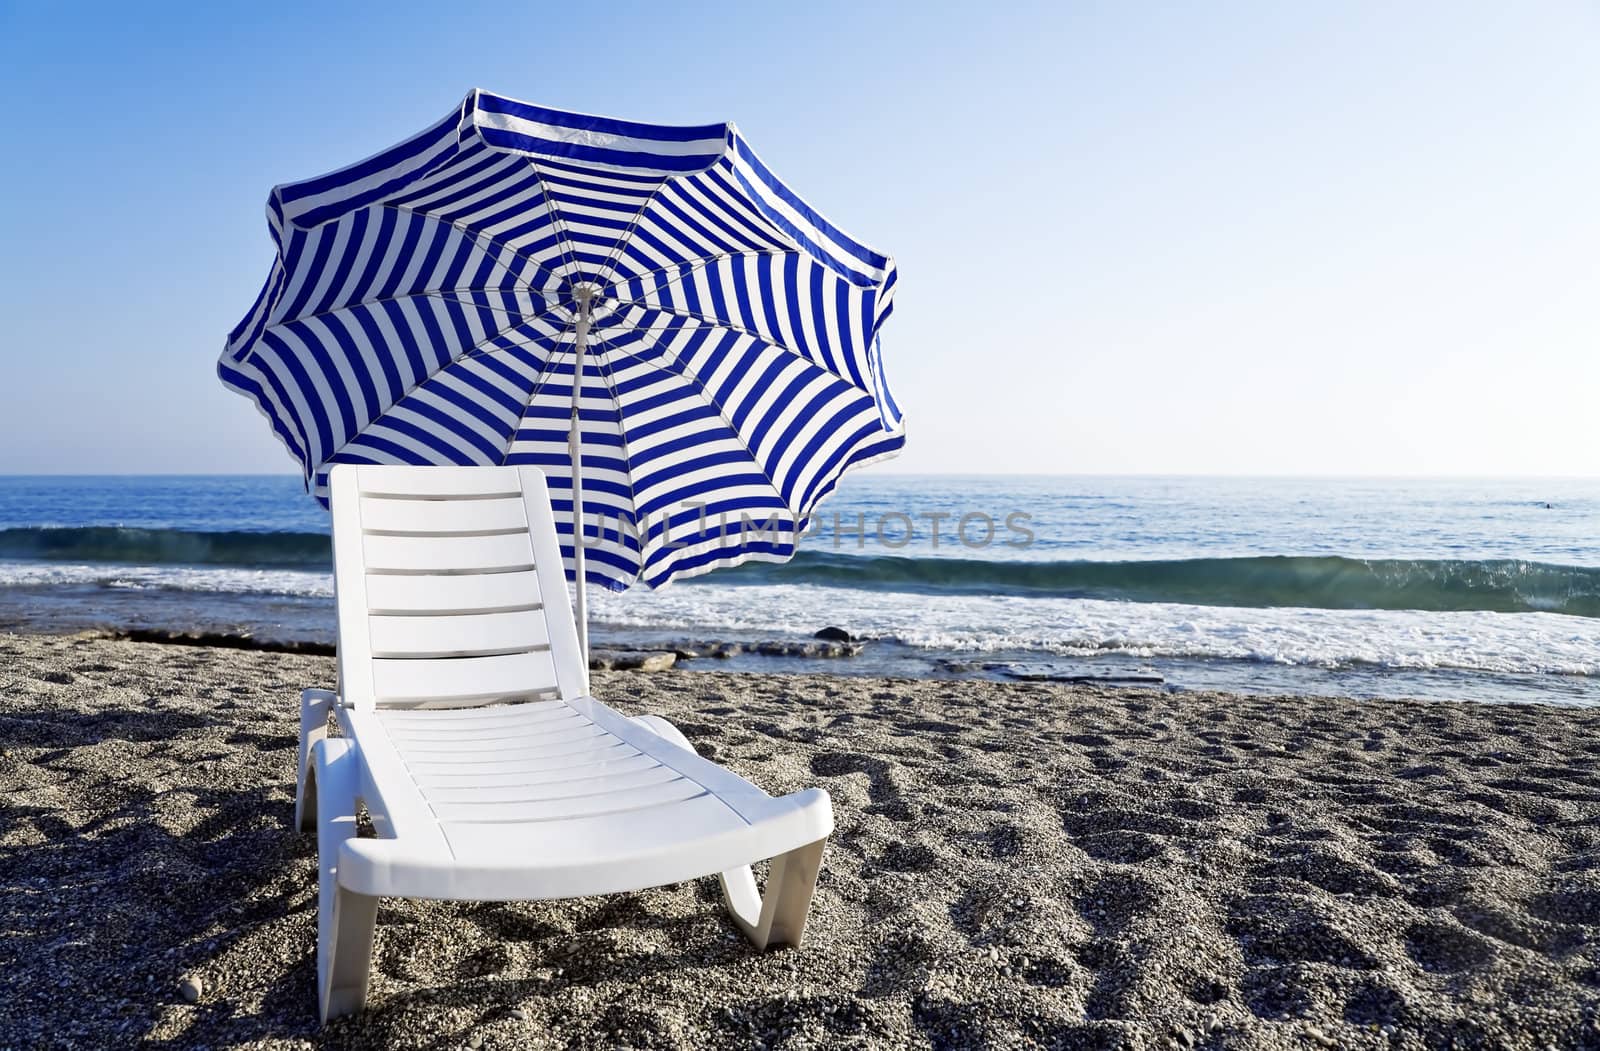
top-left (555, 274), bottom-right (606, 317)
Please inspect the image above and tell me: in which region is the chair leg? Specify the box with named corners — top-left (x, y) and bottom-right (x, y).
top-left (296, 689), bottom-right (335, 833)
top-left (321, 885), bottom-right (379, 1023)
top-left (635, 715), bottom-right (828, 950)
top-left (719, 838), bottom-right (828, 950)
top-left (311, 738), bottom-right (378, 1023)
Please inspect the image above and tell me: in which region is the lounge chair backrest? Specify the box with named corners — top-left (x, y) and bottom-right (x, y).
top-left (328, 465), bottom-right (588, 710)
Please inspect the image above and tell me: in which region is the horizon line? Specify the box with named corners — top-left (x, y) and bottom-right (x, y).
top-left (0, 470), bottom-right (1595, 482)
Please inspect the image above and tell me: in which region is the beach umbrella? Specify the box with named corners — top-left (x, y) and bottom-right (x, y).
top-left (220, 90), bottom-right (904, 659)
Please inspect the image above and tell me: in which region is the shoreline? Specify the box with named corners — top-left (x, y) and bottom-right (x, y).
top-left (5, 632), bottom-right (1600, 1047)
top-left (4, 621), bottom-right (1596, 711)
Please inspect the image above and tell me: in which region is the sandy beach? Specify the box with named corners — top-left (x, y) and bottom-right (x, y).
top-left (4, 632), bottom-right (1600, 1049)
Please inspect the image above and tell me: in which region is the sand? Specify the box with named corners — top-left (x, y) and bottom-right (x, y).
top-left (4, 632), bottom-right (1600, 1049)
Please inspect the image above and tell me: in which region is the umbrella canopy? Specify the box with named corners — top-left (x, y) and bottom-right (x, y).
top-left (220, 90), bottom-right (903, 648)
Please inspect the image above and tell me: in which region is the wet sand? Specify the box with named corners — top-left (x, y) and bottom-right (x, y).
top-left (4, 632), bottom-right (1600, 1049)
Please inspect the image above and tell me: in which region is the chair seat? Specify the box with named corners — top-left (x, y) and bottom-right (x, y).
top-left (332, 697), bottom-right (833, 901)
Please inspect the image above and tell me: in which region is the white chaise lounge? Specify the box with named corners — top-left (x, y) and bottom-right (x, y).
top-left (297, 465), bottom-right (834, 1021)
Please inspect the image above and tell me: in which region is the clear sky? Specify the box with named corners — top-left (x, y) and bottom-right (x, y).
top-left (1, 1), bottom-right (1595, 477)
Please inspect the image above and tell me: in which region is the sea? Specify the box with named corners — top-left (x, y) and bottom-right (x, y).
top-left (1, 474), bottom-right (1596, 706)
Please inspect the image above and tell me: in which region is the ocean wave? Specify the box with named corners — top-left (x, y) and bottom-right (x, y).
top-left (0, 526), bottom-right (329, 568)
top-left (0, 561), bottom-right (333, 598)
top-left (0, 551), bottom-right (1593, 680)
top-left (0, 526), bottom-right (1597, 619)
top-left (714, 552), bottom-right (1600, 618)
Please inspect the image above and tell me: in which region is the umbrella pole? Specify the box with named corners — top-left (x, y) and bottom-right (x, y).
top-left (570, 288), bottom-right (592, 673)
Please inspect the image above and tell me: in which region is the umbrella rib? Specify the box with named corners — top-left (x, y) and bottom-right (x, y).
top-left (382, 202), bottom-right (570, 296)
top-left (499, 154), bottom-right (774, 298)
top-left (408, 281), bottom-right (837, 388)
top-left (312, 317), bottom-right (561, 472)
top-left (262, 290), bottom-right (556, 355)
top-left (460, 306), bottom-right (872, 510)
top-left (519, 155), bottom-right (588, 283)
top-left (248, 205), bottom-right (571, 352)
top-left (580, 319), bottom-right (798, 526)
top-left (450, 310), bottom-right (795, 524)
top-left (591, 176), bottom-right (677, 293)
top-left (271, 247), bottom-right (798, 379)
top-left (496, 313), bottom-right (581, 468)
top-left (496, 154), bottom-right (590, 469)
top-left (601, 299), bottom-right (875, 397)
top-left (595, 249), bottom-right (787, 301)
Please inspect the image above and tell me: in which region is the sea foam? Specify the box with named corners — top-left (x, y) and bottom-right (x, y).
top-left (588, 582), bottom-right (1600, 677)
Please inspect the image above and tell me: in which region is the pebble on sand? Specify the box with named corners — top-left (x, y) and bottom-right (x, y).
top-left (179, 976), bottom-right (202, 1003)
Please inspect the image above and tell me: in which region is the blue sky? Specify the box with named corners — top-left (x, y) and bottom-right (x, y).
top-left (1, 1), bottom-right (1595, 476)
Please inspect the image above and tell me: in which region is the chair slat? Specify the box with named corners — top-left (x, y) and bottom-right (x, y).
top-left (436, 793), bottom-right (747, 861)
top-left (433, 777), bottom-right (707, 823)
top-left (378, 700), bottom-right (566, 725)
top-left (424, 764), bottom-right (683, 805)
top-left (369, 610), bottom-right (551, 659)
top-left (398, 720), bottom-right (598, 755)
top-left (356, 465), bottom-right (522, 498)
top-left (401, 727), bottom-right (611, 764)
top-left (363, 571), bottom-right (543, 615)
top-left (372, 651), bottom-right (559, 705)
top-left (400, 732), bottom-right (621, 767)
top-left (363, 532), bottom-right (534, 574)
top-left (360, 494), bottom-right (528, 536)
top-left (406, 744), bottom-right (643, 786)
top-left (382, 706), bottom-right (575, 739)
top-left (407, 751), bottom-right (661, 791)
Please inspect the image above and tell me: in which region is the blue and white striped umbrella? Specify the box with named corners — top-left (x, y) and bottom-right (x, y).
top-left (220, 90), bottom-right (904, 632)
